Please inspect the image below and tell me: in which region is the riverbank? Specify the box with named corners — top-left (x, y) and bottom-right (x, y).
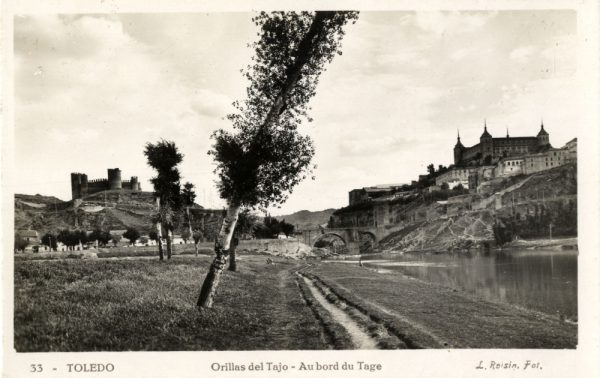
top-left (503, 236), bottom-right (578, 250)
top-left (14, 254), bottom-right (576, 350)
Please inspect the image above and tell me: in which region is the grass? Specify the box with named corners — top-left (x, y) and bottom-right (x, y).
top-left (14, 255), bottom-right (328, 351)
top-left (308, 262), bottom-right (577, 349)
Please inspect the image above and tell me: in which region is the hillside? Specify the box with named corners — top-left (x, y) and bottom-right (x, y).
top-left (274, 208), bottom-right (336, 230)
top-left (378, 163), bottom-right (577, 252)
top-left (14, 189), bottom-right (223, 238)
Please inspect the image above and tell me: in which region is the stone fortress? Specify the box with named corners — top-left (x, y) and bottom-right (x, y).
top-left (453, 121), bottom-right (550, 166)
top-left (347, 121), bottom-right (577, 206)
top-left (441, 121), bottom-right (576, 189)
top-left (71, 168), bottom-right (141, 199)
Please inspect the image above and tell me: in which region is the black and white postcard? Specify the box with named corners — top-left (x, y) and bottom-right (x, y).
top-left (2, 1), bottom-right (599, 377)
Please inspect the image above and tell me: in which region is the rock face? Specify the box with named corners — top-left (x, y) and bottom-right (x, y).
top-left (378, 163), bottom-right (577, 252)
top-left (380, 210), bottom-right (495, 252)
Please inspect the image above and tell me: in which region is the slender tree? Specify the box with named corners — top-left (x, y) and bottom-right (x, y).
top-left (181, 182), bottom-right (198, 256)
top-left (144, 140), bottom-right (183, 260)
top-left (228, 208), bottom-right (259, 271)
top-left (197, 11), bottom-right (358, 308)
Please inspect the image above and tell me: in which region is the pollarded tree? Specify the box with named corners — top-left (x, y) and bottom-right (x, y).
top-left (144, 140), bottom-right (184, 260)
top-left (197, 11), bottom-right (358, 308)
top-left (181, 182), bottom-right (198, 256)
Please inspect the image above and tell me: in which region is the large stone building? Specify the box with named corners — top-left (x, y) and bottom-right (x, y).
top-left (453, 121), bottom-right (551, 166)
top-left (71, 168), bottom-right (141, 199)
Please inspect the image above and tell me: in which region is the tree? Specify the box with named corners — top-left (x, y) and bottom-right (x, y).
top-left (228, 208), bottom-right (259, 271)
top-left (440, 182), bottom-right (449, 191)
top-left (181, 182), bottom-right (198, 255)
top-left (14, 233), bottom-right (29, 252)
top-left (89, 229), bottom-right (111, 247)
top-left (193, 230), bottom-right (203, 252)
top-left (41, 232), bottom-right (58, 251)
top-left (427, 163), bottom-right (435, 176)
top-left (181, 228), bottom-right (191, 244)
top-left (280, 220), bottom-right (295, 237)
top-left (57, 229), bottom-right (84, 250)
top-left (123, 228), bottom-right (141, 245)
top-left (263, 216), bottom-right (281, 237)
top-left (145, 140), bottom-right (184, 260)
top-left (111, 234), bottom-right (121, 247)
top-left (149, 230), bottom-right (159, 243)
top-left (197, 11), bottom-right (358, 308)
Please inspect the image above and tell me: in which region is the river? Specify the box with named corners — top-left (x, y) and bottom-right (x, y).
top-left (358, 248), bottom-right (577, 320)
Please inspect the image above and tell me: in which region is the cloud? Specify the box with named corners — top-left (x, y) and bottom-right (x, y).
top-left (509, 45), bottom-right (537, 62)
top-left (414, 11), bottom-right (497, 36)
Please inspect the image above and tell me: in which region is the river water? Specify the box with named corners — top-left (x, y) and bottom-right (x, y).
top-left (359, 248), bottom-right (577, 320)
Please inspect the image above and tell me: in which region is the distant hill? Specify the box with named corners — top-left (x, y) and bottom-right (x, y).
top-left (274, 208), bottom-right (336, 230)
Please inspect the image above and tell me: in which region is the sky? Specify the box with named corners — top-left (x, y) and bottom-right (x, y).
top-left (13, 11), bottom-right (578, 215)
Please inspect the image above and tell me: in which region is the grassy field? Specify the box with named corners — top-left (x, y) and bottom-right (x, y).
top-left (14, 254), bottom-right (577, 351)
top-left (14, 255), bottom-right (327, 351)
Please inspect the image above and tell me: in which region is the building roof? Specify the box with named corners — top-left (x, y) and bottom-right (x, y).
top-left (480, 125), bottom-right (492, 138)
top-left (492, 136), bottom-right (537, 142)
top-left (364, 187), bottom-right (395, 193)
top-left (537, 124), bottom-right (548, 136)
top-left (18, 230), bottom-right (39, 237)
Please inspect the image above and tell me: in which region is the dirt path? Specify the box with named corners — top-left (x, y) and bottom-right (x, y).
top-left (300, 275), bottom-right (378, 349)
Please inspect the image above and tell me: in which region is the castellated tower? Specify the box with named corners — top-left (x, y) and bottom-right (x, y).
top-left (130, 176), bottom-right (141, 191)
top-left (70, 168), bottom-right (140, 199)
top-left (107, 168), bottom-right (122, 190)
top-left (70, 173), bottom-right (88, 199)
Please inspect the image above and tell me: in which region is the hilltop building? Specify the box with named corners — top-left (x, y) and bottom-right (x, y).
top-left (347, 122), bottom-right (577, 205)
top-left (70, 168), bottom-right (141, 199)
top-left (348, 184), bottom-right (408, 206)
top-left (453, 121), bottom-right (551, 166)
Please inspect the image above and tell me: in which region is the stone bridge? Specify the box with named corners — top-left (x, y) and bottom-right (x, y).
top-left (300, 226), bottom-right (394, 254)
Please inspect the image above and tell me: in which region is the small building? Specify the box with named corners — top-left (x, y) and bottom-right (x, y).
top-left (522, 148), bottom-right (568, 175)
top-left (18, 230), bottom-right (40, 244)
top-left (435, 167), bottom-right (475, 188)
top-left (495, 157), bottom-right (525, 177)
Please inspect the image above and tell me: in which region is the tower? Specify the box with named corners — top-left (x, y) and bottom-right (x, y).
top-left (107, 168), bottom-right (122, 190)
top-left (537, 121), bottom-right (550, 146)
top-left (70, 173), bottom-right (88, 199)
top-left (454, 130), bottom-right (465, 165)
top-left (130, 176), bottom-right (140, 191)
top-left (480, 120), bottom-right (493, 161)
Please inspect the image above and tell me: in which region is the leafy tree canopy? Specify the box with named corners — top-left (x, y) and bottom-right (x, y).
top-left (210, 11), bottom-right (358, 209)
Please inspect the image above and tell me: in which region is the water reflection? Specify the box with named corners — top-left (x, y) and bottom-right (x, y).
top-left (360, 249), bottom-right (577, 319)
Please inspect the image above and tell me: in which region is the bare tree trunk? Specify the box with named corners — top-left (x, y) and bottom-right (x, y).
top-left (187, 207), bottom-right (198, 256)
top-left (155, 197), bottom-right (164, 260)
top-left (156, 222), bottom-right (164, 260)
top-left (197, 203), bottom-right (241, 308)
top-left (166, 229), bottom-right (172, 259)
top-left (228, 236), bottom-right (239, 272)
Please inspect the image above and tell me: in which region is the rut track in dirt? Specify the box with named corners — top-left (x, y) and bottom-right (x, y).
top-left (295, 264), bottom-right (410, 349)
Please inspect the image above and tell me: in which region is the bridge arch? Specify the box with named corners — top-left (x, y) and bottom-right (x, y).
top-left (312, 232), bottom-right (347, 247)
top-left (357, 231), bottom-right (377, 254)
